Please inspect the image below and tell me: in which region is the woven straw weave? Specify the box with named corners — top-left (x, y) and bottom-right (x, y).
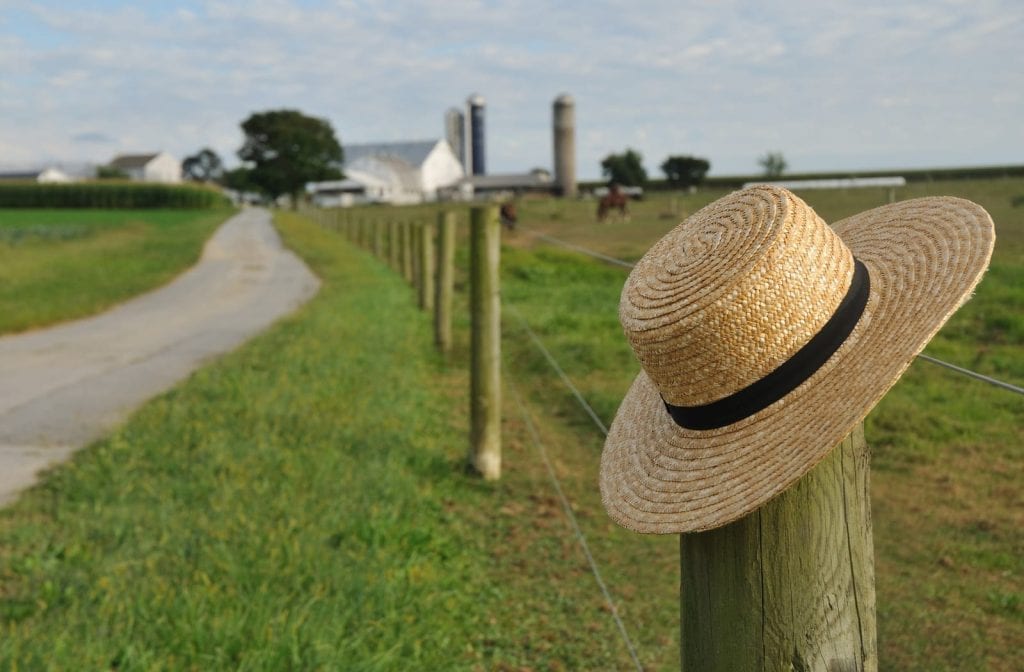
top-left (600, 185), bottom-right (994, 533)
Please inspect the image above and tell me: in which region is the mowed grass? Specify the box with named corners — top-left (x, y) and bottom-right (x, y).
top-left (327, 177), bottom-right (1022, 670)
top-left (1, 178), bottom-right (1019, 670)
top-left (496, 180), bottom-right (1024, 671)
top-left (0, 212), bottom-right (650, 670)
top-left (0, 209), bottom-right (229, 334)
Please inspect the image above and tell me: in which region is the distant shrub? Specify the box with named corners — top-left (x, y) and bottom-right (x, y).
top-left (0, 182), bottom-right (230, 209)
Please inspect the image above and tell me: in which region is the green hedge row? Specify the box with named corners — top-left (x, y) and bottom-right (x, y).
top-left (0, 182), bottom-right (230, 209)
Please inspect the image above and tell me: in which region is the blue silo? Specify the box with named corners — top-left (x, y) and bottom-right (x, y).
top-left (467, 94), bottom-right (486, 176)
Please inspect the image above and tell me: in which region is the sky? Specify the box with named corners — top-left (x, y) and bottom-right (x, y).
top-left (1, 0), bottom-right (1022, 179)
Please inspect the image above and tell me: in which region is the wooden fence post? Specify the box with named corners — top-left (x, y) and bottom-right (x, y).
top-left (388, 221), bottom-right (399, 270)
top-left (469, 205), bottom-right (501, 480)
top-left (401, 222), bottom-right (414, 284)
top-left (679, 422), bottom-right (877, 671)
top-left (434, 211), bottom-right (456, 353)
top-left (418, 219), bottom-right (436, 311)
top-left (411, 222), bottom-right (422, 294)
top-left (373, 220), bottom-right (383, 258)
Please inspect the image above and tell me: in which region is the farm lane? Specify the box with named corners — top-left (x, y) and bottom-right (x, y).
top-left (0, 208), bottom-right (319, 506)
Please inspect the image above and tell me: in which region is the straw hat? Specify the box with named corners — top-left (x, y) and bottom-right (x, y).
top-left (600, 185), bottom-right (994, 534)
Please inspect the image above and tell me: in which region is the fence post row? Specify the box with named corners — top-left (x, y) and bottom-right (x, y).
top-left (434, 211), bottom-right (456, 354)
top-left (373, 219), bottom-right (383, 258)
top-left (411, 222), bottom-right (422, 294)
top-left (680, 422), bottom-right (877, 671)
top-left (419, 220), bottom-right (435, 312)
top-left (401, 222), bottom-right (414, 283)
top-left (469, 205), bottom-right (501, 480)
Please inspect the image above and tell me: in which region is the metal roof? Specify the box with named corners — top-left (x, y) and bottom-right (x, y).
top-left (0, 170), bottom-right (45, 180)
top-left (461, 172), bottom-right (553, 190)
top-left (109, 153), bottom-right (160, 169)
top-left (343, 140), bottom-right (442, 170)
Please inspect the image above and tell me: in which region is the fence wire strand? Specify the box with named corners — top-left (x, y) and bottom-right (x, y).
top-left (506, 376), bottom-right (644, 672)
top-left (517, 226), bottom-right (1023, 397)
top-left (506, 304), bottom-right (610, 435)
top-left (917, 354), bottom-right (1024, 395)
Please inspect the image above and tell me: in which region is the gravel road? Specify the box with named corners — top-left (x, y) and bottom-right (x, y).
top-left (0, 208), bottom-right (319, 506)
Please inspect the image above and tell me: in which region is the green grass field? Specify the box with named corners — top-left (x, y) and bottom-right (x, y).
top-left (0, 180), bottom-right (1019, 670)
top-left (0, 209), bottom-right (230, 335)
top-left (321, 178), bottom-right (1022, 670)
top-left (0, 212), bottom-right (650, 670)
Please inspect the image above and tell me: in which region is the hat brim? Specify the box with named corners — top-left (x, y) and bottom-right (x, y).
top-left (600, 197), bottom-right (995, 533)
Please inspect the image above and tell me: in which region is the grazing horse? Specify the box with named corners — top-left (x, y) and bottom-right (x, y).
top-left (597, 184), bottom-right (630, 223)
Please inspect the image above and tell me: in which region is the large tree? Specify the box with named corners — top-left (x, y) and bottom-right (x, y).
top-left (758, 151), bottom-right (787, 178)
top-left (182, 148), bottom-right (224, 183)
top-left (600, 148), bottom-right (647, 187)
top-left (660, 155), bottom-right (711, 189)
top-left (238, 109), bottom-right (343, 205)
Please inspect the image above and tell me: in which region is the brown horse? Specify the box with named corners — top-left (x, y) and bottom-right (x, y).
top-left (597, 184), bottom-right (630, 222)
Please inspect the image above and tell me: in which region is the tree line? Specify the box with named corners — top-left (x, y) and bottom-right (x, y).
top-left (600, 149), bottom-right (788, 188)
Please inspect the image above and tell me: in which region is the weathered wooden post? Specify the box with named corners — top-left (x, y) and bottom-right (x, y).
top-left (401, 222), bottom-right (414, 284)
top-left (679, 423), bottom-right (876, 671)
top-left (418, 219), bottom-right (436, 311)
top-left (469, 205), bottom-right (501, 480)
top-left (434, 211), bottom-right (456, 353)
top-left (411, 222), bottom-right (422, 294)
top-left (388, 221), bottom-right (399, 270)
top-left (373, 219), bottom-right (383, 258)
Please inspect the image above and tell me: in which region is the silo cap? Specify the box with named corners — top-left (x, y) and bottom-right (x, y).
top-left (467, 94), bottom-right (486, 106)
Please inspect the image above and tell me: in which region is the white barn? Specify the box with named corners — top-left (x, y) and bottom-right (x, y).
top-left (309, 139), bottom-right (463, 206)
top-left (108, 152), bottom-right (182, 183)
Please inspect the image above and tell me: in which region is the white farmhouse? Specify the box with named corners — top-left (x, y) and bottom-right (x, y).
top-left (108, 152), bottom-right (182, 183)
top-left (309, 139), bottom-right (463, 206)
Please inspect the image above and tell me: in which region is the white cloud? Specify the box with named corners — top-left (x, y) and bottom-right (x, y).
top-left (0, 0), bottom-right (1021, 175)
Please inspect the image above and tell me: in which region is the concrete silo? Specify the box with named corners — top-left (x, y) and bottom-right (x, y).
top-left (466, 94), bottom-right (486, 176)
top-left (552, 94), bottom-right (576, 197)
top-left (445, 107), bottom-right (466, 170)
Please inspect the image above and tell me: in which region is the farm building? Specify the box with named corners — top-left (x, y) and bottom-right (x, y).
top-left (107, 152), bottom-right (182, 183)
top-left (0, 167), bottom-right (74, 183)
top-left (308, 139), bottom-right (463, 206)
top-left (444, 169), bottom-right (555, 200)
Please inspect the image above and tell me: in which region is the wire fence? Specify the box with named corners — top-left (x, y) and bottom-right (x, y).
top-left (506, 375), bottom-right (644, 671)
top-left (507, 304), bottom-right (610, 436)
top-left (517, 226), bottom-right (1024, 398)
top-left (315, 208), bottom-right (1019, 667)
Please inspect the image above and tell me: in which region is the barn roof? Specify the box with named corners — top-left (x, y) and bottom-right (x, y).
top-left (343, 140), bottom-right (443, 169)
top-left (109, 153), bottom-right (160, 169)
top-left (0, 170), bottom-right (44, 180)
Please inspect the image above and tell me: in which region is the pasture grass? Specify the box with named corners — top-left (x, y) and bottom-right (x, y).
top-left (333, 177), bottom-right (1022, 669)
top-left (0, 209), bottom-right (229, 335)
top-left (1, 177), bottom-right (1019, 670)
top-left (495, 180), bottom-right (1024, 671)
top-left (0, 212), bottom-right (653, 670)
